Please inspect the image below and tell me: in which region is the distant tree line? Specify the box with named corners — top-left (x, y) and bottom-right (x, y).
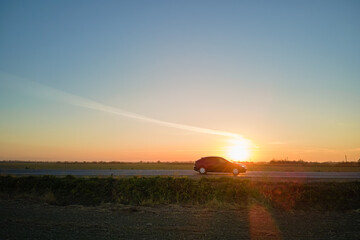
top-left (269, 159), bottom-right (360, 166)
top-left (2, 159), bottom-right (360, 165)
top-left (0, 160), bottom-right (194, 164)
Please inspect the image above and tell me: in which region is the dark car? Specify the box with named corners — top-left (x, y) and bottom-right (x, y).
top-left (194, 156), bottom-right (246, 176)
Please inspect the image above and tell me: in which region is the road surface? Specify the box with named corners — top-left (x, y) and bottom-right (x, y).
top-left (1, 169), bottom-right (360, 180)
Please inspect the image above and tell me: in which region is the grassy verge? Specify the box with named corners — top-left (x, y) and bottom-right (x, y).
top-left (2, 161), bottom-right (360, 172)
top-left (0, 162), bottom-right (193, 170)
top-left (248, 164), bottom-right (360, 172)
top-left (1, 176), bottom-right (359, 211)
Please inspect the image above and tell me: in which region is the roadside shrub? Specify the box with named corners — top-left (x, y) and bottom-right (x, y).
top-left (0, 176), bottom-right (359, 210)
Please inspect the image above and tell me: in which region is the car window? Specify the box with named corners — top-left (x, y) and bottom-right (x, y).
top-left (217, 158), bottom-right (225, 164)
top-left (207, 158), bottom-right (219, 164)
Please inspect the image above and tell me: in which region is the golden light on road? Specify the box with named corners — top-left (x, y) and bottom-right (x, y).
top-left (226, 138), bottom-right (252, 162)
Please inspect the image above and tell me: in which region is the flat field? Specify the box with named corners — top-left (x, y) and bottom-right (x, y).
top-left (1, 161), bottom-right (360, 172)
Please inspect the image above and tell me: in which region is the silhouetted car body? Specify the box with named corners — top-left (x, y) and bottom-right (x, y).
top-left (194, 156), bottom-right (246, 175)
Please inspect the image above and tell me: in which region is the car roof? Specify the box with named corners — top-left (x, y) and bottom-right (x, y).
top-left (199, 156), bottom-right (227, 161)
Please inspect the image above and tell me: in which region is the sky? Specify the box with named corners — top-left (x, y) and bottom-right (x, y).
top-left (0, 0), bottom-right (359, 162)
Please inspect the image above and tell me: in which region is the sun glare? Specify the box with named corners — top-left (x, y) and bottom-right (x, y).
top-left (226, 138), bottom-right (252, 162)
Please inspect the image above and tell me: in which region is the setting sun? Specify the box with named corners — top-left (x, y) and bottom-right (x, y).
top-left (226, 138), bottom-right (252, 162)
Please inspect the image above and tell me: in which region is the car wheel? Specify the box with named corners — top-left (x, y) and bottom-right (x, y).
top-left (232, 168), bottom-right (239, 176)
top-left (199, 167), bottom-right (207, 175)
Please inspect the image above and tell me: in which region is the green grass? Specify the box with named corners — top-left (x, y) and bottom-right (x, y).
top-left (247, 164), bottom-right (360, 172)
top-left (1, 161), bottom-right (360, 172)
top-left (1, 176), bottom-right (359, 211)
top-left (0, 162), bottom-right (193, 170)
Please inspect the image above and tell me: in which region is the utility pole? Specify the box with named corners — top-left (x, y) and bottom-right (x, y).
top-left (345, 155), bottom-right (347, 163)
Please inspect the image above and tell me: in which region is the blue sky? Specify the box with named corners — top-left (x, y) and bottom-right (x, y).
top-left (0, 0), bottom-right (359, 161)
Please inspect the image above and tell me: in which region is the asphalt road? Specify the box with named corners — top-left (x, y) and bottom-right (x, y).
top-left (1, 169), bottom-right (360, 180)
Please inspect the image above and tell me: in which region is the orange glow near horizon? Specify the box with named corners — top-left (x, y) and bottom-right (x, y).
top-left (226, 138), bottom-right (253, 162)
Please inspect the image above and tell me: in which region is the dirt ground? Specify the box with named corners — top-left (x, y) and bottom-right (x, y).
top-left (1, 199), bottom-right (359, 240)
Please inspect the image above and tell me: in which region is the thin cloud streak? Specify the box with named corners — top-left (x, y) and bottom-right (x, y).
top-left (1, 71), bottom-right (245, 140)
top-left (268, 142), bottom-right (287, 145)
